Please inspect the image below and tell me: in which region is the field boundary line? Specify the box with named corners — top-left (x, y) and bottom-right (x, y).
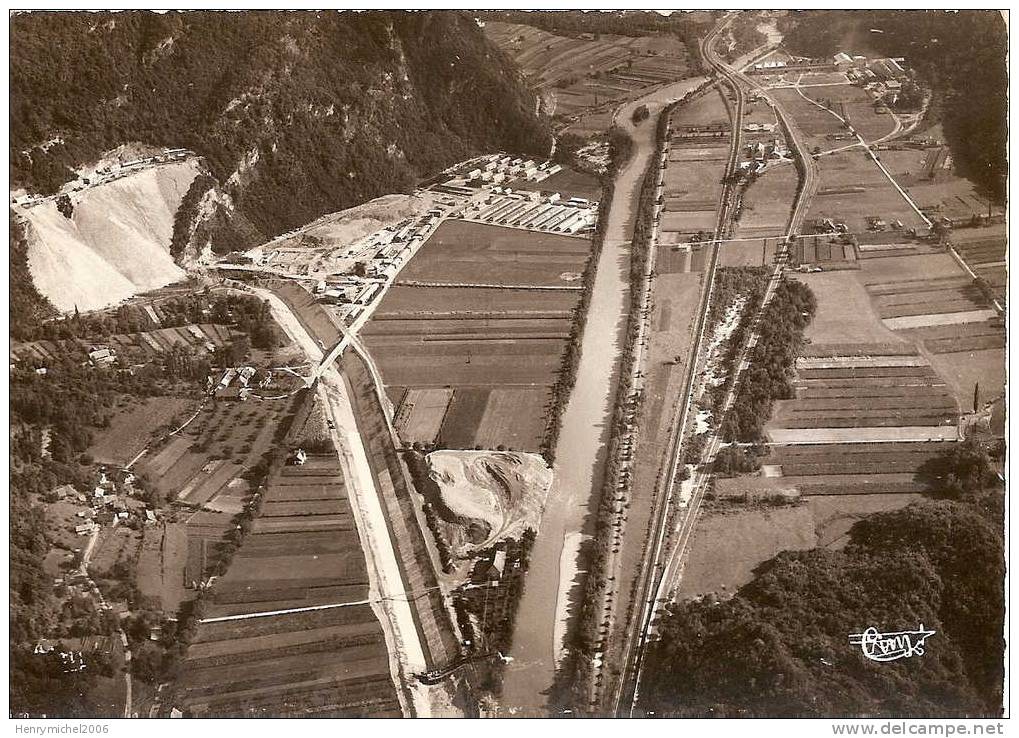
top-left (199, 598), bottom-right (372, 623)
top-left (394, 279), bottom-right (583, 291)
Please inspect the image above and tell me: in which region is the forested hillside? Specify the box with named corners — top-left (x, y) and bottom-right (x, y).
top-left (10, 11), bottom-right (552, 236)
top-left (643, 493), bottom-right (1005, 717)
top-left (10, 214), bottom-right (56, 340)
top-left (478, 9), bottom-right (715, 43)
top-left (780, 10), bottom-right (1006, 201)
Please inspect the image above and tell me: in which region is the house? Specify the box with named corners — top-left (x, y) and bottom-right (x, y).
top-left (170, 708), bottom-right (184, 719)
top-left (75, 522), bottom-right (96, 536)
top-left (34, 639), bottom-right (56, 655)
top-left (490, 550), bottom-right (507, 579)
top-left (218, 368), bottom-right (238, 391)
top-left (237, 366), bottom-right (257, 387)
top-left (59, 651), bottom-right (87, 673)
top-left (145, 509), bottom-right (156, 523)
top-left (291, 448), bottom-right (308, 466)
top-left (88, 347), bottom-right (117, 367)
top-left (833, 52), bottom-right (854, 67)
top-left (51, 484), bottom-right (76, 500)
top-left (479, 549), bottom-right (508, 582)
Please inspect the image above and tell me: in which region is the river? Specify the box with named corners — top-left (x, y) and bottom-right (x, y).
top-left (500, 77), bottom-right (707, 714)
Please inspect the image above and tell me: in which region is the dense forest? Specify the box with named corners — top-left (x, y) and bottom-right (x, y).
top-left (722, 279), bottom-right (817, 442)
top-left (643, 487), bottom-right (1005, 717)
top-left (10, 11), bottom-right (552, 236)
top-left (9, 214), bottom-right (56, 341)
top-left (780, 10), bottom-right (1006, 201)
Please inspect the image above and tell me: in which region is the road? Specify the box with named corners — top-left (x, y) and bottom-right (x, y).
top-left (77, 524), bottom-right (134, 717)
top-left (608, 12), bottom-right (747, 716)
top-left (611, 10), bottom-right (828, 715)
top-left (249, 283), bottom-right (432, 718)
top-left (499, 75), bottom-right (706, 715)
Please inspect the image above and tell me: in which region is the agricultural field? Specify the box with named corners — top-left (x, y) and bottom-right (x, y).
top-left (397, 220), bottom-right (592, 287)
top-left (854, 249), bottom-right (1005, 412)
top-left (951, 224), bottom-right (1007, 303)
top-left (717, 237), bottom-right (781, 268)
top-left (765, 442), bottom-right (949, 495)
top-left (660, 88), bottom-right (731, 244)
top-left (800, 84), bottom-right (896, 143)
top-left (865, 275), bottom-right (990, 325)
top-left (130, 391), bottom-right (307, 601)
top-left (677, 504), bottom-right (816, 600)
top-left (878, 143), bottom-right (1002, 225)
top-left (87, 396), bottom-right (195, 467)
top-left (798, 271), bottom-right (902, 344)
top-left (806, 149), bottom-right (927, 233)
top-left (135, 522), bottom-right (189, 613)
top-left (137, 397), bottom-right (291, 506)
top-left (767, 347), bottom-right (959, 441)
top-left (176, 605), bottom-right (400, 717)
top-left (484, 21), bottom-right (689, 130)
top-left (733, 162), bottom-right (796, 242)
top-left (769, 87), bottom-right (846, 153)
top-left (679, 491), bottom-right (922, 599)
top-left (205, 455), bottom-right (369, 618)
top-left (171, 402), bottom-right (403, 717)
top-left (362, 221), bottom-right (593, 452)
top-left (341, 350), bottom-right (460, 668)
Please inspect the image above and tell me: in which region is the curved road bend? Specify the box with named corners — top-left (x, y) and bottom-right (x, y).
top-left (500, 76), bottom-right (706, 715)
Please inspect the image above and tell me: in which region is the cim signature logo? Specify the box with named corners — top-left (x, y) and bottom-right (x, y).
top-left (849, 625), bottom-right (936, 662)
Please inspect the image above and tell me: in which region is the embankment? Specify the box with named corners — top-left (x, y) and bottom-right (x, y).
top-left (340, 349), bottom-right (461, 670)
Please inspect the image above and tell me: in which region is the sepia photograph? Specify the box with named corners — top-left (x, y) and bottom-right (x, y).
top-left (7, 6), bottom-right (1009, 726)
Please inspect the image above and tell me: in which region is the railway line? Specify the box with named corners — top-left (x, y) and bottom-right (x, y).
top-left (610, 11), bottom-right (823, 717)
top-left (607, 12), bottom-right (747, 716)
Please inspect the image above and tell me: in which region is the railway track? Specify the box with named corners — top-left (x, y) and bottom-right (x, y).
top-left (608, 12), bottom-right (747, 717)
top-left (612, 12), bottom-right (824, 718)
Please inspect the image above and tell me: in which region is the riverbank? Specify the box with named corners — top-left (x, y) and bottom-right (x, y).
top-left (499, 76), bottom-right (707, 716)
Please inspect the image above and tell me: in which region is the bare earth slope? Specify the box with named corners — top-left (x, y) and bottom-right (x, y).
top-left (427, 450), bottom-right (553, 549)
top-left (20, 160), bottom-right (200, 312)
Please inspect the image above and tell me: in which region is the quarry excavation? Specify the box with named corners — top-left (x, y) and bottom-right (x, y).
top-left (8, 8), bottom-right (1007, 726)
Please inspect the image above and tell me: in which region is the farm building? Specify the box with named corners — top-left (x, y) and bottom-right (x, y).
top-left (51, 484), bottom-right (76, 500)
top-left (88, 347), bottom-right (116, 366)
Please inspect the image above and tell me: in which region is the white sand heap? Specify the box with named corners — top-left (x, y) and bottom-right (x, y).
top-left (427, 450), bottom-right (553, 548)
top-left (20, 159), bottom-right (202, 312)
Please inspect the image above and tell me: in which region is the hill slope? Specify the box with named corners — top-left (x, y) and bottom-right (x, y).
top-left (10, 10), bottom-right (552, 238)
